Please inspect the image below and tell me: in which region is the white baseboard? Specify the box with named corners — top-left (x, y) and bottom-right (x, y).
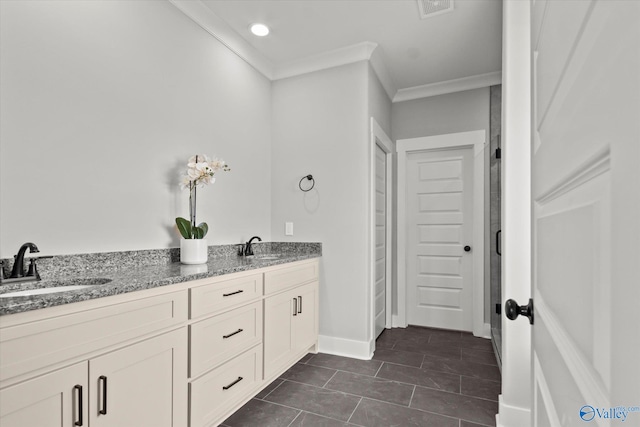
top-left (318, 335), bottom-right (373, 360)
top-left (496, 395), bottom-right (531, 427)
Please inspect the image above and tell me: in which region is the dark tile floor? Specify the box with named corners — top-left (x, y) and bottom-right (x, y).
top-left (222, 326), bottom-right (501, 427)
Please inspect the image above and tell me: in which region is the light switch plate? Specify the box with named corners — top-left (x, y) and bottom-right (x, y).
top-left (285, 222), bottom-right (294, 236)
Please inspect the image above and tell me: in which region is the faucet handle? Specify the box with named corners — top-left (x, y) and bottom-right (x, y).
top-left (27, 258), bottom-right (41, 280)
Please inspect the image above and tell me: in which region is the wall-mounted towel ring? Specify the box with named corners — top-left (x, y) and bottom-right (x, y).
top-left (299, 174), bottom-right (315, 192)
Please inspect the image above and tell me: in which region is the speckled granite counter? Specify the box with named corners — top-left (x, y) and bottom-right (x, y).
top-left (0, 242), bottom-right (321, 316)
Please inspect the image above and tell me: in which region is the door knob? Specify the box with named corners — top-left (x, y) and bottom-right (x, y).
top-left (505, 298), bottom-right (534, 325)
top-left (464, 246), bottom-right (471, 252)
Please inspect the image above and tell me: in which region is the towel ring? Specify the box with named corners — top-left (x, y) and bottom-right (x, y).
top-left (299, 175), bottom-right (315, 192)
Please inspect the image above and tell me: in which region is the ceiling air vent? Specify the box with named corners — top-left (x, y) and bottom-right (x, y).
top-left (417, 0), bottom-right (454, 19)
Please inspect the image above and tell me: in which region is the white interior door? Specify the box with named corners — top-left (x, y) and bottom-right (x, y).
top-left (374, 143), bottom-right (387, 338)
top-left (406, 147), bottom-right (473, 331)
top-left (530, 1), bottom-right (640, 425)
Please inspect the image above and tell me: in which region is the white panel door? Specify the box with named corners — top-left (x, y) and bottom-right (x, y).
top-left (530, 1), bottom-right (640, 425)
top-left (406, 147), bottom-right (473, 331)
top-left (374, 143), bottom-right (387, 338)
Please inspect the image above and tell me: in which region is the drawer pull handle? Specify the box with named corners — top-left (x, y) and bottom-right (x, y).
top-left (99, 375), bottom-right (107, 415)
top-left (223, 328), bottom-right (244, 339)
top-left (293, 298), bottom-right (297, 316)
top-left (74, 385), bottom-right (83, 426)
top-left (223, 290), bottom-right (243, 297)
top-left (298, 296), bottom-right (302, 314)
top-left (222, 376), bottom-right (243, 390)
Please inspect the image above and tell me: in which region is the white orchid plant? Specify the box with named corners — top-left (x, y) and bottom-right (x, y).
top-left (176, 154), bottom-right (230, 239)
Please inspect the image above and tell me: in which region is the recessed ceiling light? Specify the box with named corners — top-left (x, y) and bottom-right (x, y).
top-left (250, 23), bottom-right (270, 37)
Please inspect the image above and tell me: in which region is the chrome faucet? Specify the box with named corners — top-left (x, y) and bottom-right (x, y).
top-left (0, 242), bottom-right (41, 285)
top-left (245, 236), bottom-right (262, 256)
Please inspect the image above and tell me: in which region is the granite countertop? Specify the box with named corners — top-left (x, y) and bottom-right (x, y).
top-left (0, 242), bottom-right (321, 316)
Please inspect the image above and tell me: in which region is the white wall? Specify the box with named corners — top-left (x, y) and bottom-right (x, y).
top-left (391, 88), bottom-right (490, 141)
top-left (0, 0), bottom-right (272, 257)
top-left (391, 88), bottom-right (491, 323)
top-left (271, 61), bottom-right (373, 356)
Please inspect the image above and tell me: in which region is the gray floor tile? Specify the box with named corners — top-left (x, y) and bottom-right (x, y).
top-left (393, 340), bottom-right (462, 359)
top-left (349, 398), bottom-right (458, 427)
top-left (256, 378), bottom-right (284, 399)
top-left (280, 363), bottom-right (337, 387)
top-left (325, 370), bottom-right (414, 406)
top-left (461, 348), bottom-right (498, 366)
top-left (372, 347), bottom-right (424, 368)
top-left (223, 398), bottom-right (300, 427)
top-left (375, 330), bottom-right (397, 348)
top-left (421, 355), bottom-right (501, 382)
top-left (264, 380), bottom-right (361, 422)
top-left (307, 353), bottom-right (383, 376)
top-left (410, 386), bottom-right (498, 426)
top-left (376, 362), bottom-right (460, 393)
top-left (459, 334), bottom-right (494, 351)
top-left (290, 411), bottom-right (353, 426)
top-left (460, 420), bottom-right (494, 427)
top-left (299, 353), bottom-right (315, 364)
top-left (461, 377), bottom-right (501, 401)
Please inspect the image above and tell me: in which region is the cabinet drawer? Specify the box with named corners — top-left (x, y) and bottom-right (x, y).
top-left (190, 273), bottom-right (262, 319)
top-left (190, 301), bottom-right (262, 378)
top-left (0, 291), bottom-right (187, 383)
top-left (189, 345), bottom-right (262, 427)
top-left (264, 260), bottom-right (319, 295)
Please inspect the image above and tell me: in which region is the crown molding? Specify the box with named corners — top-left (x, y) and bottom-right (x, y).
top-left (369, 47), bottom-right (397, 101)
top-left (273, 42), bottom-right (378, 80)
top-left (393, 71), bottom-right (502, 102)
top-left (168, 0), bottom-right (274, 79)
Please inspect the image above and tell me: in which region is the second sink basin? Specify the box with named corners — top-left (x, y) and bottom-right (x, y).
top-left (0, 278), bottom-right (112, 298)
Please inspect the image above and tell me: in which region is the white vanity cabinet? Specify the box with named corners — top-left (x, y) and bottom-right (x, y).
top-left (0, 257), bottom-right (320, 427)
top-left (0, 361), bottom-right (87, 427)
top-left (263, 262), bottom-right (319, 380)
top-left (0, 290), bottom-right (188, 427)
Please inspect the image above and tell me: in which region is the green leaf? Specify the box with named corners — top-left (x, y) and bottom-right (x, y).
top-left (197, 222), bottom-right (209, 238)
top-left (175, 217), bottom-right (192, 239)
top-left (192, 226), bottom-right (204, 239)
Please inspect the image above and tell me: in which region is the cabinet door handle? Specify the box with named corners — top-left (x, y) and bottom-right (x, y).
top-left (223, 289), bottom-right (243, 297)
top-left (298, 296), bottom-right (302, 314)
top-left (74, 385), bottom-right (83, 426)
top-left (223, 328), bottom-right (243, 339)
top-left (222, 376), bottom-right (243, 390)
top-left (293, 298), bottom-right (297, 316)
top-left (99, 375), bottom-right (107, 415)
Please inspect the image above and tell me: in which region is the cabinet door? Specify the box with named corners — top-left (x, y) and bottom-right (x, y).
top-left (89, 328), bottom-right (187, 427)
top-left (263, 288), bottom-right (295, 379)
top-left (292, 281), bottom-right (318, 354)
top-left (0, 362), bottom-right (87, 427)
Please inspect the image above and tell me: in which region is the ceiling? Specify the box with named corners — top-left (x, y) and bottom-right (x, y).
top-left (200, 0), bottom-right (503, 98)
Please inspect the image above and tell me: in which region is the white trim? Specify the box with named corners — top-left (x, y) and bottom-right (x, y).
top-left (168, 0), bottom-right (274, 79)
top-left (369, 47), bottom-right (397, 101)
top-left (396, 130), bottom-right (486, 336)
top-left (496, 395), bottom-right (533, 427)
top-left (370, 118), bottom-right (394, 346)
top-left (393, 71), bottom-right (502, 103)
top-left (317, 335), bottom-right (373, 360)
top-left (273, 42), bottom-right (377, 80)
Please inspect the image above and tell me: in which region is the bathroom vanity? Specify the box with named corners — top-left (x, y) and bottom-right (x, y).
top-left (0, 247), bottom-right (320, 427)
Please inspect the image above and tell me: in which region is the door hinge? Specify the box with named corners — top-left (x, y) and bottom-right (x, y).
top-left (496, 147), bottom-right (501, 159)
top-left (495, 303), bottom-right (501, 315)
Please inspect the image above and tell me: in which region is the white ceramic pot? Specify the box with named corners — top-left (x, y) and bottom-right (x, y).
top-left (180, 239), bottom-right (208, 264)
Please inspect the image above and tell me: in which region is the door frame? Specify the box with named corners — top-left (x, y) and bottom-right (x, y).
top-left (396, 130), bottom-right (487, 337)
top-left (369, 118), bottom-right (393, 352)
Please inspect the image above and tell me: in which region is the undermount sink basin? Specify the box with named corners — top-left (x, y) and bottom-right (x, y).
top-left (0, 278), bottom-right (112, 298)
top-left (253, 254), bottom-right (285, 260)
